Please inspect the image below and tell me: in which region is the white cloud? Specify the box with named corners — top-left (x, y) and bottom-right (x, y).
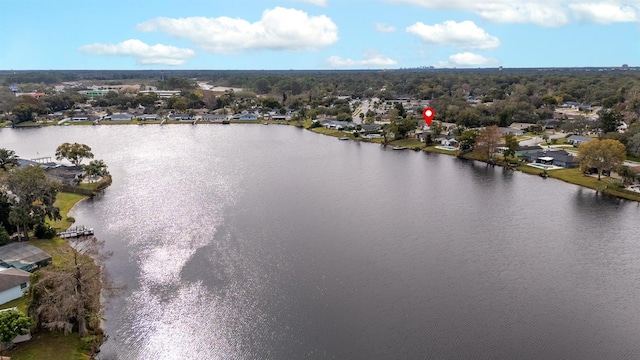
top-left (375, 23), bottom-right (396, 32)
top-left (436, 52), bottom-right (499, 67)
top-left (294, 0), bottom-right (328, 6)
top-left (406, 20), bottom-right (500, 50)
top-left (137, 7), bottom-right (338, 54)
top-left (569, 3), bottom-right (638, 23)
top-left (388, 0), bottom-right (640, 26)
top-left (326, 52), bottom-right (398, 68)
top-left (78, 39), bottom-right (196, 66)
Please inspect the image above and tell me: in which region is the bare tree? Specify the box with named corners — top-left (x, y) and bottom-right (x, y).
top-left (474, 125), bottom-right (503, 162)
top-left (28, 236), bottom-right (121, 337)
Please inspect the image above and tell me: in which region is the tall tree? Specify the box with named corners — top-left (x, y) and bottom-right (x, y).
top-left (598, 108), bottom-right (623, 134)
top-left (3, 166), bottom-right (61, 239)
top-left (389, 117), bottom-right (416, 139)
top-left (617, 165), bottom-right (637, 186)
top-left (429, 121), bottom-right (444, 137)
top-left (55, 143), bottom-right (94, 167)
top-left (474, 125), bottom-right (503, 161)
top-left (457, 129), bottom-right (480, 151)
top-left (503, 133), bottom-right (520, 159)
top-left (577, 139), bottom-right (627, 180)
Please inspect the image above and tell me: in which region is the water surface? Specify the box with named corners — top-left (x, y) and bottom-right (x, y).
top-left (2, 125), bottom-right (640, 359)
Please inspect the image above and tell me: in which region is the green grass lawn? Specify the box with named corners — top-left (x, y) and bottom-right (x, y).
top-left (5, 331), bottom-right (91, 360)
top-left (0, 297), bottom-right (28, 313)
top-left (310, 127), bottom-right (353, 138)
top-left (546, 168), bottom-right (640, 201)
top-left (389, 138), bottom-right (423, 148)
top-left (48, 192), bottom-right (87, 231)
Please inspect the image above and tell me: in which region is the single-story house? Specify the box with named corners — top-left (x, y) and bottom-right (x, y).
top-left (138, 114), bottom-right (159, 121)
top-left (0, 268), bottom-right (31, 305)
top-left (523, 150), bottom-right (578, 168)
top-left (515, 145), bottom-right (543, 157)
top-left (232, 113), bottom-right (259, 121)
top-left (169, 113), bottom-right (192, 121)
top-left (201, 114), bottom-right (228, 122)
top-left (543, 119), bottom-right (560, 129)
top-left (567, 135), bottom-right (595, 147)
top-left (0, 243), bottom-right (52, 272)
top-left (499, 127), bottom-right (524, 136)
top-left (359, 124), bottom-right (382, 134)
top-left (324, 120), bottom-right (355, 130)
top-left (269, 114), bottom-right (288, 121)
top-left (107, 113), bottom-right (134, 121)
top-left (509, 122), bottom-right (532, 131)
top-left (441, 138), bottom-right (458, 147)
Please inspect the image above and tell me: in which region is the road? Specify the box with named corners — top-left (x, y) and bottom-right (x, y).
top-left (518, 132), bottom-right (567, 147)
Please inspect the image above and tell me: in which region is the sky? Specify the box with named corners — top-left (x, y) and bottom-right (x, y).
top-left (1, 0), bottom-right (639, 70)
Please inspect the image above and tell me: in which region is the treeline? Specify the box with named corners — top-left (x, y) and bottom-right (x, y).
top-left (2, 69), bottom-right (639, 128)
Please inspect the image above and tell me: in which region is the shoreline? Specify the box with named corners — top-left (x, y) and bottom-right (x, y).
top-left (304, 126), bottom-right (640, 203)
top-left (7, 120), bottom-right (640, 203)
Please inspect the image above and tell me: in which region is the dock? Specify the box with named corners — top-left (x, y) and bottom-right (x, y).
top-left (58, 225), bottom-right (94, 239)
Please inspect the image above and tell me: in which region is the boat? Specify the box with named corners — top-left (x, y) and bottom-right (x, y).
top-left (338, 137), bottom-right (349, 141)
top-left (392, 146), bottom-right (406, 150)
top-left (222, 120), bottom-right (230, 125)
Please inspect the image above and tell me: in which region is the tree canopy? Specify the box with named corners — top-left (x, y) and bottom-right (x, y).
top-left (55, 143), bottom-right (94, 167)
top-left (0, 309), bottom-right (33, 344)
top-left (577, 139), bottom-right (627, 180)
top-left (3, 166), bottom-right (61, 240)
top-left (473, 125), bottom-right (503, 161)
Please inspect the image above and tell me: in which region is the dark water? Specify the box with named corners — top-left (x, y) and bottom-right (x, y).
top-left (2, 125), bottom-right (640, 359)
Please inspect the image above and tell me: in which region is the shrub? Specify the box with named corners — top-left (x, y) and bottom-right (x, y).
top-left (67, 216), bottom-right (75, 224)
top-left (0, 228), bottom-right (9, 246)
top-left (34, 223), bottom-right (57, 239)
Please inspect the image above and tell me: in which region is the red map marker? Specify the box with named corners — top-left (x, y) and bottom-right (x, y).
top-left (422, 107), bottom-right (435, 126)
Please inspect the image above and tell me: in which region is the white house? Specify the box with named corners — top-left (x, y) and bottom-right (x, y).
top-left (0, 268), bottom-right (30, 305)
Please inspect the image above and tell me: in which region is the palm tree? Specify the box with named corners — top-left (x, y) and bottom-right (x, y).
top-left (0, 149), bottom-right (18, 170)
top-left (83, 160), bottom-right (108, 183)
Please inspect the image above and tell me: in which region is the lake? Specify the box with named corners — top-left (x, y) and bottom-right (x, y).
top-left (2, 125), bottom-right (640, 359)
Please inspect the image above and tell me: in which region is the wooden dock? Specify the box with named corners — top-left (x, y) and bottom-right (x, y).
top-left (58, 226), bottom-right (94, 239)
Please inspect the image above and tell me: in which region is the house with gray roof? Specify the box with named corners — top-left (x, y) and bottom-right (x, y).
top-left (107, 113), bottom-right (134, 121)
top-left (523, 149), bottom-right (578, 168)
top-left (499, 127), bottom-right (524, 136)
top-left (0, 268), bottom-right (31, 305)
top-left (567, 135), bottom-right (595, 146)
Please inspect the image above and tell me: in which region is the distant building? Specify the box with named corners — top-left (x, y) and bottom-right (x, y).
top-left (138, 90), bottom-right (181, 99)
top-left (79, 89), bottom-right (111, 97)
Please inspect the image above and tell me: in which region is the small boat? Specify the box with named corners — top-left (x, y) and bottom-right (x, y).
top-left (338, 137), bottom-right (349, 141)
top-left (222, 120), bottom-right (230, 125)
top-left (392, 146), bottom-right (406, 150)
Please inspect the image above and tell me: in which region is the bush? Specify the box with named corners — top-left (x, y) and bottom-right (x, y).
top-left (67, 216), bottom-right (75, 224)
top-left (34, 223), bottom-right (57, 239)
top-left (0, 228), bottom-right (9, 246)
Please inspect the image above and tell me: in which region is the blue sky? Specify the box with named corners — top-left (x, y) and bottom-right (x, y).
top-left (1, 0), bottom-right (638, 70)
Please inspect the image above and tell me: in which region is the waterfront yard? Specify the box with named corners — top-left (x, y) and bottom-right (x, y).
top-left (0, 191), bottom-right (98, 360)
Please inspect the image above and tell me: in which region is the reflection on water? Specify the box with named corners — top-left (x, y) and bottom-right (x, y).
top-left (2, 126), bottom-right (640, 359)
